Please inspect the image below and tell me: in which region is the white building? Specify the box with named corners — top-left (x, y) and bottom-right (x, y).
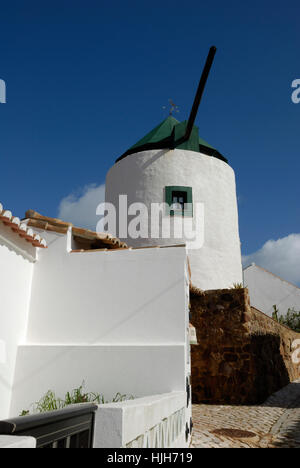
top-left (0, 205), bottom-right (47, 423)
top-left (243, 263), bottom-right (300, 317)
top-left (106, 116), bottom-right (243, 291)
top-left (0, 206), bottom-right (191, 447)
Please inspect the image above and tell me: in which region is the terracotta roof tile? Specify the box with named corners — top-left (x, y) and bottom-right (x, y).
top-left (25, 210), bottom-right (128, 250)
top-left (0, 203), bottom-right (47, 248)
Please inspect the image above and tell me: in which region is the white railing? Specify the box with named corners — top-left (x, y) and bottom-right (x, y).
top-left (93, 392), bottom-right (187, 448)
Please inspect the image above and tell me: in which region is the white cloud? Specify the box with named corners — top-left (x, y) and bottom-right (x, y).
top-left (243, 234), bottom-right (300, 286)
top-left (58, 183), bottom-right (105, 231)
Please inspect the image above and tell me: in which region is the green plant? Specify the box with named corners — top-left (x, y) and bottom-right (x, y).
top-left (272, 305), bottom-right (280, 322)
top-left (35, 390), bottom-right (65, 413)
top-left (232, 283), bottom-right (244, 289)
top-left (64, 383), bottom-right (105, 406)
top-left (111, 392), bottom-right (134, 403)
top-left (20, 382), bottom-right (134, 416)
top-left (272, 305), bottom-right (300, 332)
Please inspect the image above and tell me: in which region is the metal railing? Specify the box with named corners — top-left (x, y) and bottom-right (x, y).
top-left (0, 403), bottom-right (98, 448)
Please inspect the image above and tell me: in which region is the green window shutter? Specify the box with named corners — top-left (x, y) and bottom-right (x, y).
top-left (165, 186), bottom-right (193, 217)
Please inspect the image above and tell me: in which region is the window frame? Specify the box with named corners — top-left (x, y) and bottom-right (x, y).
top-left (165, 186), bottom-right (193, 217)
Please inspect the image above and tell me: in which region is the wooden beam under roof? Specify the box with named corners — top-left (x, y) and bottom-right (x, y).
top-left (25, 210), bottom-right (128, 249)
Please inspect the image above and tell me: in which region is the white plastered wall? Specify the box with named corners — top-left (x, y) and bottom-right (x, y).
top-left (10, 345), bottom-right (186, 417)
top-left (0, 224), bottom-right (35, 419)
top-left (26, 241), bottom-right (187, 345)
top-left (244, 264), bottom-right (300, 317)
top-left (10, 235), bottom-right (190, 422)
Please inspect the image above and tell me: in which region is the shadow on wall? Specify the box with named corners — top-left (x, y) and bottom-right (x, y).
top-left (192, 334), bottom-right (291, 405)
top-left (250, 334), bottom-right (290, 404)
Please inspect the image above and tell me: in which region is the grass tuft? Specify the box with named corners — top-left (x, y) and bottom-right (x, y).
top-left (20, 382), bottom-right (134, 416)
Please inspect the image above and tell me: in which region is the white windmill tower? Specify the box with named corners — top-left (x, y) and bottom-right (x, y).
top-left (105, 47), bottom-right (243, 290)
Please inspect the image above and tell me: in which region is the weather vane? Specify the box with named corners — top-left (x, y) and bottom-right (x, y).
top-left (163, 99), bottom-right (180, 116)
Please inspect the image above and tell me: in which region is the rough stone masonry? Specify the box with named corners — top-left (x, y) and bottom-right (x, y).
top-left (190, 287), bottom-right (300, 405)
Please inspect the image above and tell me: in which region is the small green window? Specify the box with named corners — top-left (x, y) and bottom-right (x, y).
top-left (165, 186), bottom-right (193, 217)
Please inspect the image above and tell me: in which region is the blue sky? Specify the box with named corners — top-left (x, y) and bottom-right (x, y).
top-left (0, 1), bottom-right (299, 283)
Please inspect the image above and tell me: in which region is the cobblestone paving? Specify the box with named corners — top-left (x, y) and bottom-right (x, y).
top-left (191, 380), bottom-right (300, 448)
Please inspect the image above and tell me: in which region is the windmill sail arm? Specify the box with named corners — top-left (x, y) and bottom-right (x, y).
top-left (184, 46), bottom-right (217, 141)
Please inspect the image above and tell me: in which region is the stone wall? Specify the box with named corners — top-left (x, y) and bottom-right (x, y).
top-left (190, 288), bottom-right (300, 405)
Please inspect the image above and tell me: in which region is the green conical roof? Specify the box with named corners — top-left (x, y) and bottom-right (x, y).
top-left (116, 116), bottom-right (227, 163)
top-left (129, 116), bottom-right (180, 151)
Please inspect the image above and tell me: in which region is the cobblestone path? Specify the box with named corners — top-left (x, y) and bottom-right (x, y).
top-left (191, 380), bottom-right (300, 448)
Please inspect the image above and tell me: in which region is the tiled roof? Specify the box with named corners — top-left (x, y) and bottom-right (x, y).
top-left (25, 210), bottom-right (128, 250)
top-left (0, 203), bottom-right (47, 248)
top-left (72, 226), bottom-right (128, 249)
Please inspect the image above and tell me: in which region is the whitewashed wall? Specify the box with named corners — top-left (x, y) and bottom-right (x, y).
top-left (10, 234), bottom-right (190, 428)
top-left (106, 148), bottom-right (243, 291)
top-left (244, 263), bottom-right (300, 317)
top-left (26, 238), bottom-right (188, 345)
top-left (10, 345), bottom-right (186, 417)
top-left (0, 224), bottom-right (35, 419)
